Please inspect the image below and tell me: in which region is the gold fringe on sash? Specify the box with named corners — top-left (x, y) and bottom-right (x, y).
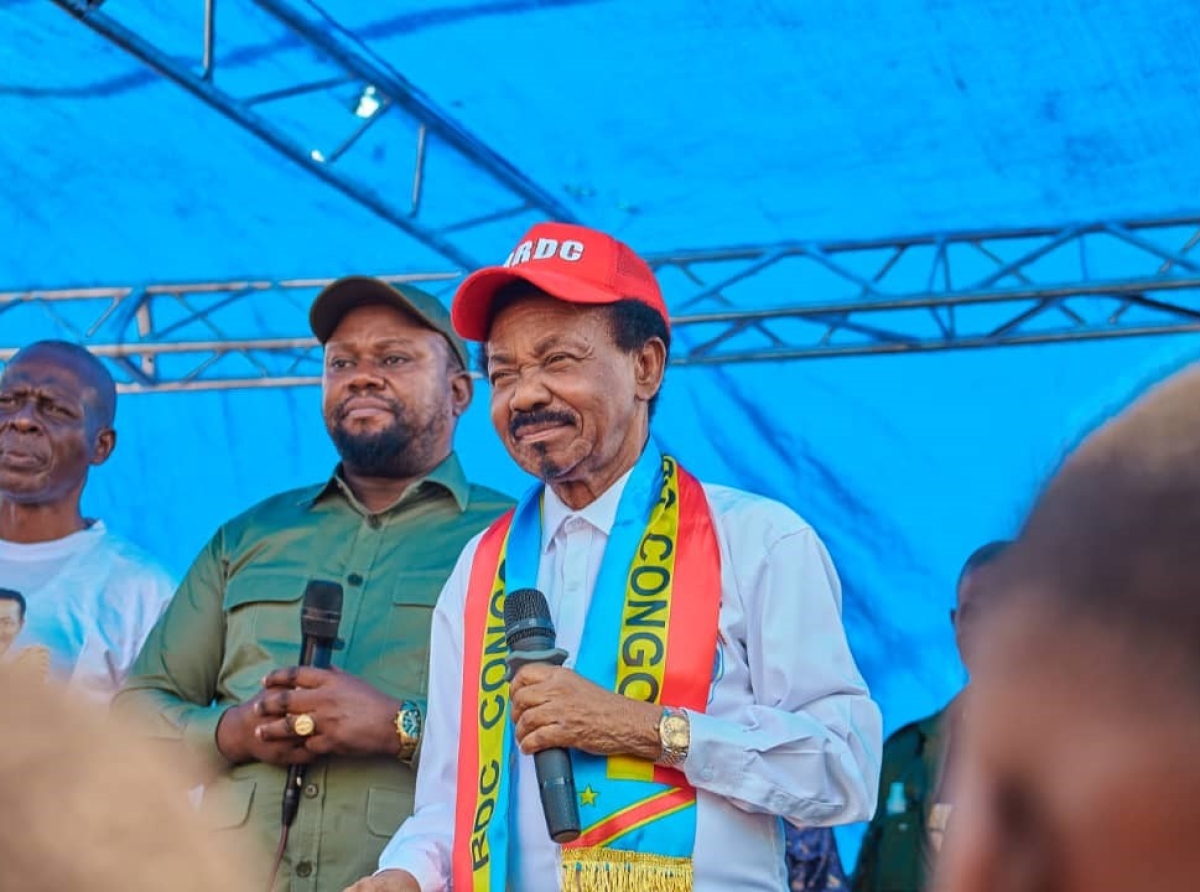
top-left (561, 847), bottom-right (693, 892)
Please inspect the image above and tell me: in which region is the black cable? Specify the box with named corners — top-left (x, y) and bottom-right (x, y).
top-left (265, 824), bottom-right (290, 892)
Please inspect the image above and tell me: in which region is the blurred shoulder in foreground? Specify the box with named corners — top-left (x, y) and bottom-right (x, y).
top-left (0, 667), bottom-right (254, 892)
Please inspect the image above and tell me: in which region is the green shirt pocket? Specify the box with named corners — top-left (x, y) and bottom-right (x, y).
top-left (370, 571), bottom-right (449, 697)
top-left (221, 573), bottom-right (306, 683)
top-left (365, 785), bottom-right (411, 839)
top-left (200, 777), bottom-right (257, 831)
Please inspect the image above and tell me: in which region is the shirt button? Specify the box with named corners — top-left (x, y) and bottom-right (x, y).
top-left (701, 766), bottom-right (715, 782)
top-left (347, 573), bottom-right (363, 586)
top-left (303, 783), bottom-right (319, 798)
top-left (295, 861), bottom-right (313, 878)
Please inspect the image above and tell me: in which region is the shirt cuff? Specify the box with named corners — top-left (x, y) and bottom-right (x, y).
top-left (680, 708), bottom-right (751, 789)
top-left (182, 703), bottom-right (235, 772)
top-left (374, 850), bottom-right (445, 892)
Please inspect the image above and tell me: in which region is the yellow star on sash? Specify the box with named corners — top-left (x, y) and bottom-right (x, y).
top-left (579, 785), bottom-right (599, 807)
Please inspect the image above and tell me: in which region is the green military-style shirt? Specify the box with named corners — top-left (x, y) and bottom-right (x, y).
top-left (851, 701), bottom-right (956, 892)
top-left (113, 454), bottom-right (513, 892)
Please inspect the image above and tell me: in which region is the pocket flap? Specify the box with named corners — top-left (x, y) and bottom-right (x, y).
top-left (223, 573), bottom-right (306, 612)
top-left (365, 785), bottom-right (412, 837)
top-left (200, 778), bottom-right (256, 830)
top-left (391, 570), bottom-right (452, 608)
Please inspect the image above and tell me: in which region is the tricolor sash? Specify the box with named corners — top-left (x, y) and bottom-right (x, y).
top-left (453, 443), bottom-right (722, 892)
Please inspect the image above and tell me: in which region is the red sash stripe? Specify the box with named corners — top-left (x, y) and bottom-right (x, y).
top-left (652, 465), bottom-right (721, 786)
top-left (571, 786), bottom-right (696, 849)
top-left (451, 512), bottom-right (513, 889)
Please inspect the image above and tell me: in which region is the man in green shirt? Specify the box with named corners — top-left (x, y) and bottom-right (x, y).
top-left (112, 277), bottom-right (514, 892)
top-left (851, 540), bottom-right (1011, 892)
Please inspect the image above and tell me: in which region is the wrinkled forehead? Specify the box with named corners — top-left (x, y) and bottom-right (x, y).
top-left (485, 297), bottom-right (610, 354)
top-left (2, 353), bottom-right (95, 405)
top-left (3, 359), bottom-right (80, 393)
top-left (1, 350), bottom-right (88, 388)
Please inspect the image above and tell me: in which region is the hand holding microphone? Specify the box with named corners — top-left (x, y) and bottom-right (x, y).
top-left (213, 579), bottom-right (343, 771)
top-left (504, 588), bottom-right (581, 843)
top-left (504, 589), bottom-right (675, 843)
top-left (280, 580), bottom-right (344, 827)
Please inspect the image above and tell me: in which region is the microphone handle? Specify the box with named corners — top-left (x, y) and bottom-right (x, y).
top-left (281, 637), bottom-right (336, 826)
top-left (534, 746), bottom-right (581, 842)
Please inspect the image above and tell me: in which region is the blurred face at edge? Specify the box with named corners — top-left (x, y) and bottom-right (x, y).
top-left (933, 601), bottom-right (1200, 892)
top-left (953, 568), bottom-right (988, 677)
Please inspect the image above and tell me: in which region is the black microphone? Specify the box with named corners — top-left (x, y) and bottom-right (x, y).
top-left (503, 588), bottom-right (581, 843)
top-left (281, 580), bottom-right (344, 828)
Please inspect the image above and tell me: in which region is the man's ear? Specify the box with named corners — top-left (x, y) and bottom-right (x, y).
top-left (91, 429), bottom-right (116, 466)
top-left (633, 337), bottom-right (667, 404)
top-left (449, 371), bottom-right (474, 417)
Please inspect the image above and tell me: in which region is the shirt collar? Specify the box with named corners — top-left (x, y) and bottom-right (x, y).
top-left (299, 452), bottom-right (472, 514)
top-left (539, 464), bottom-right (635, 554)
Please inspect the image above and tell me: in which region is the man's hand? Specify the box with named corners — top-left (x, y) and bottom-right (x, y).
top-left (342, 869), bottom-right (421, 892)
top-left (256, 666), bottom-right (403, 758)
top-left (215, 689), bottom-right (314, 767)
top-left (509, 664), bottom-right (663, 760)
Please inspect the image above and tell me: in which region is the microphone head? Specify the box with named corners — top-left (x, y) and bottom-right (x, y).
top-left (300, 580), bottom-right (343, 640)
top-left (503, 588), bottom-right (555, 651)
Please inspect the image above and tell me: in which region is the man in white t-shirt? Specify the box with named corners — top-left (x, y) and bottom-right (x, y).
top-left (0, 340), bottom-right (176, 700)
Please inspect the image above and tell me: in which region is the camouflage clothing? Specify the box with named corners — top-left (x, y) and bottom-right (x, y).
top-left (787, 825), bottom-right (849, 890)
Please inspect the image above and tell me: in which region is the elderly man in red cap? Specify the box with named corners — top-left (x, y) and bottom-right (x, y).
top-left (347, 223), bottom-right (881, 892)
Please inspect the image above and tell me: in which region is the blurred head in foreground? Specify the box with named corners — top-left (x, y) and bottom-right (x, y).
top-left (934, 365), bottom-right (1200, 892)
top-left (0, 668), bottom-right (252, 892)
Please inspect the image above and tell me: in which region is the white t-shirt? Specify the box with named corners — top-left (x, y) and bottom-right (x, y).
top-left (0, 521), bottom-right (177, 701)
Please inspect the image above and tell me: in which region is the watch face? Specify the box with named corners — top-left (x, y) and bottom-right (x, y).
top-left (400, 708), bottom-right (421, 740)
top-left (663, 715), bottom-right (690, 747)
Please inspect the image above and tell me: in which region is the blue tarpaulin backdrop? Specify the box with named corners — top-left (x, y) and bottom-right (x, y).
top-left (5, 0), bottom-right (1200, 865)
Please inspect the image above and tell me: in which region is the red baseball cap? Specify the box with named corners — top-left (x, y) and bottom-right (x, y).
top-left (450, 222), bottom-right (669, 341)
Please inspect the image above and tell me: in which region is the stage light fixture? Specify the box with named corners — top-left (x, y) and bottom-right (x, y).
top-left (353, 85), bottom-right (381, 119)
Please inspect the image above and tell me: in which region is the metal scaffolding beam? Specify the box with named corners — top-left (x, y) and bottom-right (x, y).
top-left (656, 214), bottom-right (1200, 364)
top-left (5, 215), bottom-right (1200, 393)
top-left (0, 272), bottom-right (461, 393)
top-left (49, 0), bottom-right (580, 270)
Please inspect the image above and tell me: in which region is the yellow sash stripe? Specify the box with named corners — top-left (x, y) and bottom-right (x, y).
top-left (469, 531), bottom-right (510, 892)
top-left (607, 460), bottom-right (680, 781)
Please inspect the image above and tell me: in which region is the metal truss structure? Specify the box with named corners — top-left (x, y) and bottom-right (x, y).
top-left (49, 0), bottom-right (579, 270)
top-left (20, 6), bottom-right (1200, 391)
top-left (5, 216), bottom-right (1200, 392)
top-left (659, 214), bottom-right (1200, 365)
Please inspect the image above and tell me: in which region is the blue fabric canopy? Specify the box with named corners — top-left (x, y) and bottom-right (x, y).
top-left (5, 0), bottom-right (1200, 863)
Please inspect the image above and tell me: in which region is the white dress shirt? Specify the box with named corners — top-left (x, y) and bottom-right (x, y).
top-left (378, 468), bottom-right (882, 890)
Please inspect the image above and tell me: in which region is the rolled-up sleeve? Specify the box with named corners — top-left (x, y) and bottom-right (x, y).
top-left (683, 526), bottom-right (882, 826)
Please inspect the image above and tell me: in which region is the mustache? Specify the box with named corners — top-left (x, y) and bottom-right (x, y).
top-left (0, 431), bottom-right (46, 450)
top-left (336, 395), bottom-right (404, 422)
top-left (509, 410), bottom-right (576, 438)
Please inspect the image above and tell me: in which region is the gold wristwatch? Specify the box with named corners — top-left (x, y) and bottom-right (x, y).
top-left (394, 700), bottom-right (423, 764)
top-left (656, 706), bottom-right (691, 768)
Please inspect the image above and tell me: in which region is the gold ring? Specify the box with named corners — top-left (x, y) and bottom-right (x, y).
top-left (292, 713), bottom-right (315, 737)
